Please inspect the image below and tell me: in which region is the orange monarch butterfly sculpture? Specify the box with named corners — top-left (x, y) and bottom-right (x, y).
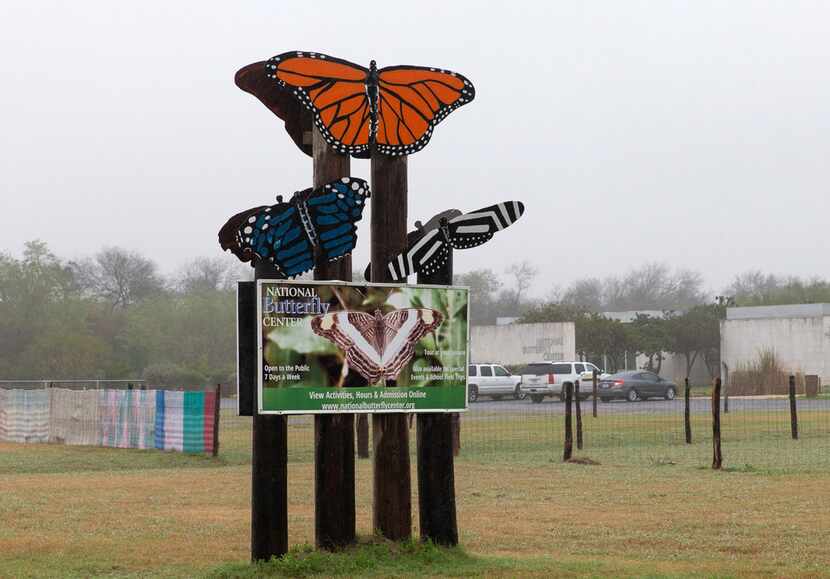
top-left (266, 51), bottom-right (475, 157)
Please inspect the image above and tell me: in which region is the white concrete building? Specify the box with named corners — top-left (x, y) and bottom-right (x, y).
top-left (471, 322), bottom-right (576, 367)
top-left (720, 304), bottom-right (830, 385)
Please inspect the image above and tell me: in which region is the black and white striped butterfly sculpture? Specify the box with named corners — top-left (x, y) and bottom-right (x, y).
top-left (311, 308), bottom-right (443, 384)
top-left (365, 200), bottom-right (525, 281)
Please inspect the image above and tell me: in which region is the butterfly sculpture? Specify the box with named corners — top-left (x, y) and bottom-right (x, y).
top-left (365, 201), bottom-right (525, 281)
top-left (311, 308), bottom-right (443, 384)
top-left (266, 51), bottom-right (475, 157)
top-left (218, 177), bottom-right (370, 278)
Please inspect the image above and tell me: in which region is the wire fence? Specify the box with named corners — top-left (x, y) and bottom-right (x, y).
top-left (5, 383), bottom-right (829, 471)
top-left (216, 389), bottom-right (830, 472)
top-left (456, 394), bottom-right (830, 471)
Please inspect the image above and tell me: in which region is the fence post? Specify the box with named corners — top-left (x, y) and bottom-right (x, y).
top-left (575, 380), bottom-right (583, 450)
top-left (711, 377), bottom-right (722, 470)
top-left (212, 384), bottom-right (221, 457)
top-left (592, 369), bottom-right (598, 418)
top-left (789, 374), bottom-right (799, 440)
top-left (563, 382), bottom-right (573, 461)
top-left (684, 378), bottom-right (692, 444)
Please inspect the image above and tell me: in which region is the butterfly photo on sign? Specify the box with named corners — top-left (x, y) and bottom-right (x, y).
top-left (311, 307), bottom-right (443, 385)
top-left (218, 177), bottom-right (370, 278)
top-left (266, 51), bottom-right (475, 157)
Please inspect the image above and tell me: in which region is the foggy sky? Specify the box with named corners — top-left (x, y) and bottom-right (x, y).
top-left (1, 1), bottom-right (828, 296)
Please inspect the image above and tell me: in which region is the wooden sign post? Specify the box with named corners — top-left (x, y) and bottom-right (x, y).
top-left (311, 129), bottom-right (356, 550)
top-left (416, 243), bottom-right (458, 546)
top-left (370, 154), bottom-right (412, 540)
top-left (251, 260), bottom-right (288, 561)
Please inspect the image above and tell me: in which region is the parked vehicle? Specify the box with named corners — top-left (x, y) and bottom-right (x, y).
top-left (468, 364), bottom-right (522, 402)
top-left (519, 361), bottom-right (607, 403)
top-left (598, 370), bottom-right (678, 402)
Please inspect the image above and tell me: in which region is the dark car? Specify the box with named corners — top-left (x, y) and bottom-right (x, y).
top-left (598, 371), bottom-right (677, 402)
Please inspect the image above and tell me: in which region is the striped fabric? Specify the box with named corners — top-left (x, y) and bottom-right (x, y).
top-left (153, 390), bottom-right (217, 454)
top-left (0, 388), bottom-right (50, 443)
top-left (0, 388), bottom-right (217, 454)
top-left (48, 389), bottom-right (99, 446)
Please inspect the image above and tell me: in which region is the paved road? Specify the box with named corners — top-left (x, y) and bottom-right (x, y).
top-left (222, 396), bottom-right (829, 415)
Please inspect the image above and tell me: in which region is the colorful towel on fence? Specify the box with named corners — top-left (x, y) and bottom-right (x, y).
top-left (99, 389), bottom-right (155, 449)
top-left (0, 388), bottom-right (50, 443)
top-left (48, 389), bottom-right (99, 446)
top-left (154, 390), bottom-right (216, 454)
top-left (0, 388), bottom-right (216, 454)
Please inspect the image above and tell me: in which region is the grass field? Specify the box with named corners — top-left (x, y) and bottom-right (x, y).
top-left (2, 408), bottom-right (830, 578)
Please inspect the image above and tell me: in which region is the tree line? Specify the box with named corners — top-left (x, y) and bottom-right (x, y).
top-left (2, 243), bottom-right (827, 384)
top-left (0, 241), bottom-right (248, 386)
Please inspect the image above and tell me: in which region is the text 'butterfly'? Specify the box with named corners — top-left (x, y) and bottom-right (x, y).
top-left (311, 308), bottom-right (443, 384)
top-left (219, 177), bottom-right (370, 278)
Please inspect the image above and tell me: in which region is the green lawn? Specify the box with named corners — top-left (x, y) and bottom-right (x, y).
top-left (2, 407), bottom-right (830, 578)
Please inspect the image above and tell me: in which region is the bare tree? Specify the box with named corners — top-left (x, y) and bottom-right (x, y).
top-left (71, 247), bottom-right (164, 309)
top-left (504, 261), bottom-right (538, 308)
top-left (455, 268), bottom-right (503, 325)
top-left (562, 262), bottom-right (707, 312)
top-left (176, 256), bottom-right (251, 293)
top-left (561, 278), bottom-right (603, 311)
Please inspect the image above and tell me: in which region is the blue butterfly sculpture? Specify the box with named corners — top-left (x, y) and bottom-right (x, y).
top-left (219, 177), bottom-right (370, 277)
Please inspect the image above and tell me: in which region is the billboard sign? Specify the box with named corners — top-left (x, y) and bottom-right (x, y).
top-left (257, 280), bottom-right (469, 414)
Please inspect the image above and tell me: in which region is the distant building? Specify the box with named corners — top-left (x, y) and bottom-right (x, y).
top-left (471, 322), bottom-right (576, 367)
top-left (720, 304), bottom-right (830, 386)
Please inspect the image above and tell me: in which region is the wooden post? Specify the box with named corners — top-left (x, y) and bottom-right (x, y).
top-left (711, 377), bottom-right (722, 470)
top-left (789, 374), bottom-right (799, 440)
top-left (563, 382), bottom-right (573, 461)
top-left (251, 260), bottom-right (288, 561)
top-left (416, 249), bottom-right (458, 546)
top-left (356, 417), bottom-right (370, 458)
top-left (370, 153), bottom-right (411, 541)
top-left (592, 369), bottom-right (598, 418)
top-left (451, 413), bottom-right (460, 456)
top-left (312, 128), bottom-right (356, 550)
top-left (212, 383), bottom-right (221, 457)
top-left (574, 380), bottom-right (583, 450)
top-left (684, 378), bottom-right (692, 445)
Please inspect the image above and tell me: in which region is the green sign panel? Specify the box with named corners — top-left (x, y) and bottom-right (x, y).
top-left (257, 280), bottom-right (469, 414)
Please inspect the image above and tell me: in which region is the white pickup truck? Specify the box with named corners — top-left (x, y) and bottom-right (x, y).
top-left (467, 363), bottom-right (522, 402)
top-left (520, 361), bottom-right (608, 403)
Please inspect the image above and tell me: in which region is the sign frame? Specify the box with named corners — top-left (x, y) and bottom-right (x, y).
top-left (256, 279), bottom-right (470, 415)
